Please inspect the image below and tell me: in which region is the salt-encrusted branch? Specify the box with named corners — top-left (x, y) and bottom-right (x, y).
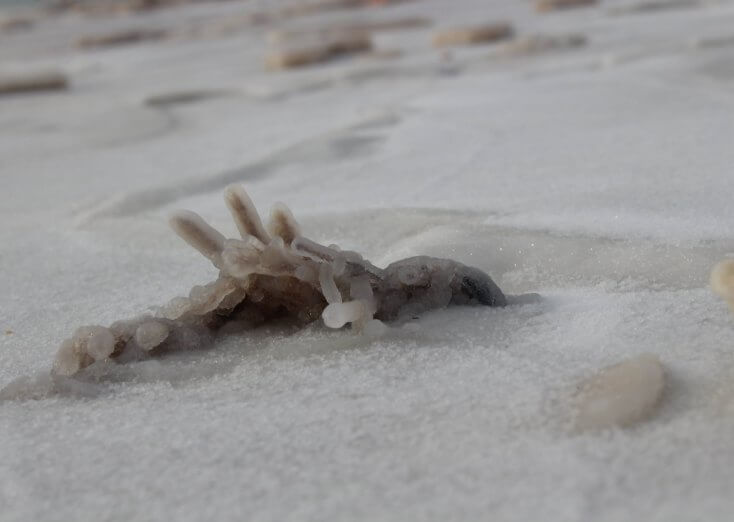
top-left (51, 185), bottom-right (506, 377)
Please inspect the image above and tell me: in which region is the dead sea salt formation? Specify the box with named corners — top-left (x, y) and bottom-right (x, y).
top-left (77, 29), bottom-right (167, 49)
top-left (0, 71), bottom-right (67, 95)
top-left (265, 30), bottom-right (372, 70)
top-left (432, 23), bottom-right (514, 48)
top-left (144, 89), bottom-right (233, 108)
top-left (495, 33), bottom-right (586, 58)
top-left (0, 14), bottom-right (34, 32)
top-left (56, 0), bottom-right (206, 15)
top-left (536, 0), bottom-right (597, 12)
top-left (251, 0), bottom-right (413, 24)
top-left (51, 185), bottom-right (506, 376)
top-left (711, 260), bottom-right (734, 315)
top-left (266, 17), bottom-right (430, 46)
top-left (608, 0), bottom-right (704, 15)
top-left (574, 354), bottom-right (665, 431)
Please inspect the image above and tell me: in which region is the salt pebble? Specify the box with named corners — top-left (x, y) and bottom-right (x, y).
top-left (53, 339), bottom-right (81, 376)
top-left (536, 0), bottom-right (597, 12)
top-left (363, 319), bottom-right (387, 338)
top-left (575, 353), bottom-right (665, 431)
top-left (265, 31), bottom-right (371, 70)
top-left (0, 71), bottom-right (67, 95)
top-left (432, 23), bottom-right (514, 48)
top-left (85, 326), bottom-right (116, 361)
top-left (76, 29), bottom-right (167, 49)
top-left (135, 321), bottom-right (170, 351)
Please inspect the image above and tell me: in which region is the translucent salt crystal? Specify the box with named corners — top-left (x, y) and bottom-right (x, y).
top-left (222, 237), bottom-right (264, 278)
top-left (363, 319), bottom-right (387, 337)
top-left (293, 236), bottom-right (337, 262)
top-left (319, 263), bottom-right (342, 304)
top-left (267, 203), bottom-right (301, 244)
top-left (575, 354), bottom-right (665, 431)
top-left (332, 255), bottom-right (346, 276)
top-left (53, 339), bottom-right (81, 376)
top-left (189, 285), bottom-right (210, 305)
top-left (135, 321), bottom-right (170, 351)
top-left (322, 301), bottom-right (365, 328)
top-left (224, 184), bottom-right (270, 243)
top-left (261, 236), bottom-right (296, 272)
top-left (169, 210), bottom-right (226, 265)
top-left (164, 296), bottom-right (191, 319)
top-left (84, 326), bottom-right (116, 361)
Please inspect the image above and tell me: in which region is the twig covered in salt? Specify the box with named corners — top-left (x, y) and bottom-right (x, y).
top-left (46, 185), bottom-right (507, 378)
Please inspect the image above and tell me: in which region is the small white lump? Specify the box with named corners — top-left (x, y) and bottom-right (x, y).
top-left (574, 353), bottom-right (665, 431)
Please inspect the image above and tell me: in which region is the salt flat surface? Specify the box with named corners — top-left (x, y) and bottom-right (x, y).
top-left (2, 0), bottom-right (734, 520)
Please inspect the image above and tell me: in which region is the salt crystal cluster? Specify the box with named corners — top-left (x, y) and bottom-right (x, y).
top-left (52, 185), bottom-right (506, 376)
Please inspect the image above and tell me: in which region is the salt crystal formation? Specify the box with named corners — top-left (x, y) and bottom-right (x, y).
top-left (0, 15), bottom-right (34, 32)
top-left (574, 354), bottom-right (665, 431)
top-left (536, 0), bottom-right (597, 12)
top-left (495, 33), bottom-right (587, 58)
top-left (265, 29), bottom-right (372, 70)
top-left (711, 260), bottom-right (734, 316)
top-left (432, 23), bottom-right (514, 48)
top-left (76, 29), bottom-right (167, 49)
top-left (52, 185), bottom-right (506, 376)
top-left (0, 71), bottom-right (67, 95)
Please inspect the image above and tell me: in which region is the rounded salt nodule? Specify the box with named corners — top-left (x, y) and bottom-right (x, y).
top-left (163, 296), bottom-right (191, 320)
top-left (322, 301), bottom-right (365, 329)
top-left (363, 319), bottom-right (387, 337)
top-left (83, 326), bottom-right (116, 361)
top-left (575, 353), bottom-right (665, 431)
top-left (135, 321), bottom-right (170, 351)
top-left (711, 260), bottom-right (734, 301)
top-left (189, 285), bottom-right (210, 305)
top-left (53, 339), bottom-right (81, 376)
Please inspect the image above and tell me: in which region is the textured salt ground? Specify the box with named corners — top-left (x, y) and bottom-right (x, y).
top-left (3, 0), bottom-right (734, 520)
top-left (3, 288), bottom-right (734, 521)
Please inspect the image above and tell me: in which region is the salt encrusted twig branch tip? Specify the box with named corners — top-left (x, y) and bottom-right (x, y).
top-left (53, 186), bottom-right (507, 376)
